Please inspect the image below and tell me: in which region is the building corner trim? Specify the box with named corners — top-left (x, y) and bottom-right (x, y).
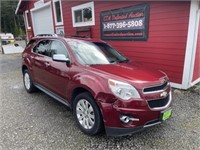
top-left (182, 0), bottom-right (199, 89)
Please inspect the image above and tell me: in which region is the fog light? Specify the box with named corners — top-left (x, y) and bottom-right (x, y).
top-left (120, 115), bottom-right (139, 124)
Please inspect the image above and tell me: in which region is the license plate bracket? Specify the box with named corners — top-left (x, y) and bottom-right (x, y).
top-left (161, 109), bottom-right (172, 121)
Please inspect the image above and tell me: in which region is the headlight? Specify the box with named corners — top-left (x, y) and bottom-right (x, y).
top-left (108, 79), bottom-right (141, 100)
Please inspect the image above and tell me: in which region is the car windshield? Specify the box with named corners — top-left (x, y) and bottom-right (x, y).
top-left (67, 40), bottom-right (128, 65)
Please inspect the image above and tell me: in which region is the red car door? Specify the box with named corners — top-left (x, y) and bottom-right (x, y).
top-left (44, 40), bottom-right (71, 98)
top-left (31, 40), bottom-right (52, 88)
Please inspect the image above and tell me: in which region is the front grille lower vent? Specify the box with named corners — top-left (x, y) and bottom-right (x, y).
top-left (147, 95), bottom-right (169, 108)
top-left (143, 81), bottom-right (168, 93)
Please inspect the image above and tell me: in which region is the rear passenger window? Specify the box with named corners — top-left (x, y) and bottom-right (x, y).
top-left (51, 40), bottom-right (69, 58)
top-left (33, 40), bottom-right (52, 57)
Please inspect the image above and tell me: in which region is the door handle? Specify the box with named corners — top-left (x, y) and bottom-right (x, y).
top-left (44, 62), bottom-right (50, 67)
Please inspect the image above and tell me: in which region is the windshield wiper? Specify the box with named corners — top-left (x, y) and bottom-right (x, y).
top-left (110, 60), bottom-right (117, 64)
top-left (118, 59), bottom-right (129, 63)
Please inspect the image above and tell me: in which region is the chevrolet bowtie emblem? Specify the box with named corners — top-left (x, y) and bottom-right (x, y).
top-left (160, 91), bottom-right (168, 98)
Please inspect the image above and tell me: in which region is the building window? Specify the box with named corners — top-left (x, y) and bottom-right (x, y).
top-left (56, 26), bottom-right (65, 35)
top-left (71, 2), bottom-right (95, 27)
top-left (53, 0), bottom-right (63, 25)
top-left (25, 10), bottom-right (31, 29)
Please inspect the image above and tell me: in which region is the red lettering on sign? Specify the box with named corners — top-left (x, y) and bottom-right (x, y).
top-left (104, 15), bottom-right (111, 21)
top-left (128, 12), bottom-right (144, 19)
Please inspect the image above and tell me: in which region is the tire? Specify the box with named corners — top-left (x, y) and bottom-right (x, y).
top-left (73, 92), bottom-right (103, 135)
top-left (23, 69), bottom-right (36, 93)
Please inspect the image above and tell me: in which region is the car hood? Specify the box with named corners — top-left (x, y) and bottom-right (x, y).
top-left (89, 62), bottom-right (167, 88)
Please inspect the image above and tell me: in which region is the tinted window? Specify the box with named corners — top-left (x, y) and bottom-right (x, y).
top-left (33, 40), bottom-right (51, 57)
top-left (51, 40), bottom-right (69, 58)
top-left (94, 42), bottom-right (128, 63)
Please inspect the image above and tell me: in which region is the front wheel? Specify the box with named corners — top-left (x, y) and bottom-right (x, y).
top-left (73, 92), bottom-right (103, 135)
top-left (23, 69), bottom-right (36, 93)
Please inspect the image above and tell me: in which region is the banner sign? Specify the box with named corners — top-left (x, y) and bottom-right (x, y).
top-left (100, 4), bottom-right (150, 41)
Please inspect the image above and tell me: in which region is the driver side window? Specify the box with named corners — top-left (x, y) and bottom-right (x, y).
top-left (33, 40), bottom-right (51, 57)
top-left (51, 40), bottom-right (69, 58)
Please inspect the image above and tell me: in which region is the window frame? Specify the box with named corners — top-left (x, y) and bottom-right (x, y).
top-left (32, 39), bottom-right (71, 60)
top-left (25, 10), bottom-right (31, 29)
top-left (53, 0), bottom-right (64, 26)
top-left (71, 1), bottom-right (95, 27)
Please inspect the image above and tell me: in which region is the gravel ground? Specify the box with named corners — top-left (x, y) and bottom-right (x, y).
top-left (0, 53), bottom-right (200, 150)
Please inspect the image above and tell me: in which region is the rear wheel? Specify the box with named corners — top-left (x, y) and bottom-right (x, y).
top-left (73, 92), bottom-right (103, 135)
top-left (23, 69), bottom-right (36, 93)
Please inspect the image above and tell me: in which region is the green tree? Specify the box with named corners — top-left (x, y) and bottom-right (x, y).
top-left (0, 0), bottom-right (25, 36)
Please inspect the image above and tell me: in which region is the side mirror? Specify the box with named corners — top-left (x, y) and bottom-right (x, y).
top-left (53, 54), bottom-right (70, 64)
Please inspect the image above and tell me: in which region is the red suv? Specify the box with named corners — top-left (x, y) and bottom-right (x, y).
top-left (22, 35), bottom-right (172, 136)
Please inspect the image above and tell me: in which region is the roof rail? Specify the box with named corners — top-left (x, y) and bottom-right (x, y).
top-left (35, 34), bottom-right (89, 38)
top-left (36, 34), bottom-right (58, 37)
top-left (62, 34), bottom-right (90, 38)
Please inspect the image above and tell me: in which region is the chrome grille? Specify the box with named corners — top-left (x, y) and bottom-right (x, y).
top-left (143, 81), bottom-right (168, 93)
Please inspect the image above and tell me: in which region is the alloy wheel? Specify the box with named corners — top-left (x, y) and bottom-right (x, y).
top-left (24, 73), bottom-right (31, 90)
top-left (76, 99), bottom-right (95, 129)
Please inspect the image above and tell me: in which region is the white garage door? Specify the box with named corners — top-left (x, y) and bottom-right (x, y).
top-left (31, 5), bottom-right (54, 35)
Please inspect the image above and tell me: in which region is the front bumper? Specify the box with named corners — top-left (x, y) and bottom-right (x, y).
top-left (97, 91), bottom-right (172, 136)
top-left (105, 119), bottom-right (162, 137)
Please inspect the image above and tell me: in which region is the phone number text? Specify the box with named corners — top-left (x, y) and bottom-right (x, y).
top-left (103, 19), bottom-right (144, 30)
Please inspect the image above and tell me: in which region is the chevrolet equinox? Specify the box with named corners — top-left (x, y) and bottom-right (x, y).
top-left (22, 35), bottom-right (172, 136)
